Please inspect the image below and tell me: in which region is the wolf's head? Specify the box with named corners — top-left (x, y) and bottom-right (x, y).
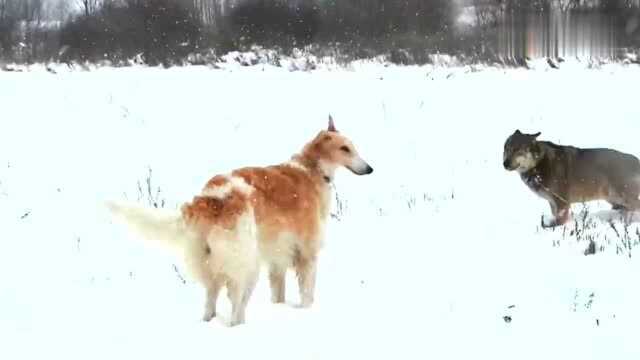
top-left (303, 115), bottom-right (373, 178)
top-left (503, 130), bottom-right (542, 172)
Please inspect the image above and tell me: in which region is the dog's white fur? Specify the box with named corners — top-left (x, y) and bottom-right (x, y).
top-left (106, 201), bottom-right (196, 252)
top-left (201, 176), bottom-right (254, 199)
top-left (107, 193), bottom-right (259, 326)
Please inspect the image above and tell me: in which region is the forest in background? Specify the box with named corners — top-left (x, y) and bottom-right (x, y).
top-left (1, 0), bottom-right (640, 66)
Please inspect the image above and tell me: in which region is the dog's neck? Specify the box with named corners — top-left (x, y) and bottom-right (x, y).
top-left (291, 152), bottom-right (336, 184)
top-left (319, 160), bottom-right (336, 183)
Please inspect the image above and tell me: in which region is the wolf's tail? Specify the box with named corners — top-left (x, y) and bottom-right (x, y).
top-left (106, 200), bottom-right (195, 254)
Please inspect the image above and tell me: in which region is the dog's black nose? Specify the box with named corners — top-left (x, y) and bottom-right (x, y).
top-left (503, 160), bottom-right (509, 169)
top-left (350, 163), bottom-right (374, 175)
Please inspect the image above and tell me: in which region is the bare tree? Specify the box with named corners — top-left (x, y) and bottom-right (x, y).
top-left (43, 0), bottom-right (72, 21)
top-left (23, 0), bottom-right (43, 22)
top-left (76, 0), bottom-right (100, 16)
top-left (0, 0), bottom-right (21, 21)
top-left (557, 0), bottom-right (583, 11)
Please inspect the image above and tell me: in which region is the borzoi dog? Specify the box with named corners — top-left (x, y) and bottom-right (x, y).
top-left (107, 116), bottom-right (373, 326)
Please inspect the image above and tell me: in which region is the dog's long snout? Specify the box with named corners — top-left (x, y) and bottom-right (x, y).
top-left (349, 157), bottom-right (374, 175)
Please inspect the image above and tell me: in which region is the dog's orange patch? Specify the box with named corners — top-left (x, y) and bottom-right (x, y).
top-left (179, 129), bottom-right (350, 260)
top-left (181, 190), bottom-right (249, 233)
top-left (232, 165), bottom-right (325, 253)
top-left (204, 174), bottom-right (228, 190)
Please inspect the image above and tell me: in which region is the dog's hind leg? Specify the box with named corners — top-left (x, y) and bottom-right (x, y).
top-left (202, 280), bottom-right (223, 322)
top-left (227, 278), bottom-right (253, 327)
top-left (295, 256), bottom-right (317, 308)
top-left (269, 265), bottom-right (287, 304)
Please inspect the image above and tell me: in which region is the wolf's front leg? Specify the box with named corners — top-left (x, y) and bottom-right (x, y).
top-left (542, 203), bottom-right (570, 228)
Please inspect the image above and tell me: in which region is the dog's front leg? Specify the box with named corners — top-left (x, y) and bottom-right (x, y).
top-left (269, 265), bottom-right (287, 304)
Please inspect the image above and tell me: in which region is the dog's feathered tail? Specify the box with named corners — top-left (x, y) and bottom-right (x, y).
top-left (106, 200), bottom-right (195, 254)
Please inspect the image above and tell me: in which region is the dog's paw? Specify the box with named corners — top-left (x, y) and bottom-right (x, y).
top-left (202, 312), bottom-right (216, 322)
top-left (297, 298), bottom-right (314, 309)
top-left (227, 318), bottom-right (245, 327)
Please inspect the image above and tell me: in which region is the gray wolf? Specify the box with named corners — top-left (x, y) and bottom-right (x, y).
top-left (107, 116), bottom-right (373, 326)
top-left (503, 130), bottom-right (640, 227)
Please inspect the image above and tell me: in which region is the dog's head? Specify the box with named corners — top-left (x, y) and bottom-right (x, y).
top-left (306, 115), bottom-right (373, 176)
top-left (503, 129), bottom-right (542, 172)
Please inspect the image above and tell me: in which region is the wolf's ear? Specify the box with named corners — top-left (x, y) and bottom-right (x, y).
top-left (533, 131), bottom-right (541, 138)
top-left (328, 114), bottom-right (338, 132)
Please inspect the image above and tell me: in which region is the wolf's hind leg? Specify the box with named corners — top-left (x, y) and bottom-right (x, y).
top-left (610, 203), bottom-right (628, 211)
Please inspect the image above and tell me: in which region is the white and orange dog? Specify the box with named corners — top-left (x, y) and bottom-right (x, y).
top-left (107, 116), bottom-right (373, 326)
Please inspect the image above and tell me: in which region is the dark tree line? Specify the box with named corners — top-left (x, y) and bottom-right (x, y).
top-left (0, 0), bottom-right (639, 65)
top-left (60, 0), bottom-right (200, 64)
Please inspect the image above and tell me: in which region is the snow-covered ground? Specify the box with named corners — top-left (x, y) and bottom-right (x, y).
top-left (2, 62), bottom-right (640, 359)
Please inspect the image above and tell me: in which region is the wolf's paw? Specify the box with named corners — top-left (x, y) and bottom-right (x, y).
top-left (541, 214), bottom-right (558, 228)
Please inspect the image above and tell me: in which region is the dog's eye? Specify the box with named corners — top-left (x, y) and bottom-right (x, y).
top-left (340, 146), bottom-right (351, 153)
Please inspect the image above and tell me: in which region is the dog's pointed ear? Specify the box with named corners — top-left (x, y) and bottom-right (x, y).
top-left (515, 129), bottom-right (522, 135)
top-left (328, 114), bottom-right (337, 132)
top-left (533, 131), bottom-right (541, 138)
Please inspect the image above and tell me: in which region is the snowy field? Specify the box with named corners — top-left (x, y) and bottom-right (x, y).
top-left (2, 61), bottom-right (640, 359)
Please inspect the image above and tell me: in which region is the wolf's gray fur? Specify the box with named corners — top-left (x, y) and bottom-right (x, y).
top-left (503, 130), bottom-right (640, 227)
